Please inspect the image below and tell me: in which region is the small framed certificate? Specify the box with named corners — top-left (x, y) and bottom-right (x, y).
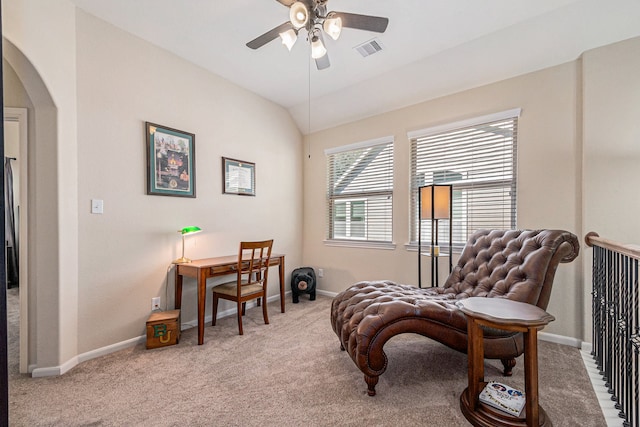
top-left (222, 157), bottom-right (255, 196)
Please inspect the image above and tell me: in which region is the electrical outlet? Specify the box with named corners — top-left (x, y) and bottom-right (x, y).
top-left (318, 268), bottom-right (324, 278)
top-left (151, 297), bottom-right (161, 311)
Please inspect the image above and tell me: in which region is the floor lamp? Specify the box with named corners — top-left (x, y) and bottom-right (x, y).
top-left (418, 185), bottom-right (453, 288)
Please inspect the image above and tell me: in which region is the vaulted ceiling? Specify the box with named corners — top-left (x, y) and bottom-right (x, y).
top-left (69, 0), bottom-right (640, 133)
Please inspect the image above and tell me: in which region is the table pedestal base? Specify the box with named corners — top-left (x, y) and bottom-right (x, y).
top-left (460, 388), bottom-right (551, 427)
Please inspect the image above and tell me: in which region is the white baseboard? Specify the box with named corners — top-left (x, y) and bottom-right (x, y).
top-left (77, 336), bottom-right (146, 365)
top-left (538, 331), bottom-right (582, 348)
top-left (581, 349), bottom-right (624, 427)
top-left (316, 289), bottom-right (337, 298)
top-left (31, 364), bottom-right (66, 378)
top-left (26, 291), bottom-right (591, 379)
top-left (30, 293), bottom-right (286, 377)
top-left (32, 335), bottom-right (147, 378)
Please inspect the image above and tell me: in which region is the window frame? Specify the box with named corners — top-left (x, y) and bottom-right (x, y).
top-left (408, 109), bottom-right (521, 252)
top-left (325, 136), bottom-right (395, 250)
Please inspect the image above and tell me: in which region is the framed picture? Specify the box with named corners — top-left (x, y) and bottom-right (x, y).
top-left (145, 122), bottom-right (196, 197)
top-left (222, 157), bottom-right (255, 196)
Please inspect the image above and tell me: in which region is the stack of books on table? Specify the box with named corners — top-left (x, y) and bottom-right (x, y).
top-left (479, 381), bottom-right (526, 417)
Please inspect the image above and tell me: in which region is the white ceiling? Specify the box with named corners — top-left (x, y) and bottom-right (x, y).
top-left (69, 0), bottom-right (640, 133)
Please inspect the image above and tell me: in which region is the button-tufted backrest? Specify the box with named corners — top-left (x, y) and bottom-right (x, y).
top-left (442, 229), bottom-right (579, 309)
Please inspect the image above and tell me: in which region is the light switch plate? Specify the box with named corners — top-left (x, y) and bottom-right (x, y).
top-left (91, 199), bottom-right (104, 214)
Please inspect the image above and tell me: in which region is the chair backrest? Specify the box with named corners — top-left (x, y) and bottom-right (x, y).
top-left (236, 239), bottom-right (273, 291)
top-left (442, 229), bottom-right (579, 309)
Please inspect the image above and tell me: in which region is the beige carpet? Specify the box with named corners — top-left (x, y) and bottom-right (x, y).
top-left (7, 290), bottom-right (604, 426)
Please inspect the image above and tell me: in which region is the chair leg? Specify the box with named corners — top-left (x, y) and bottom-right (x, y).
top-left (262, 295), bottom-right (269, 325)
top-left (242, 302), bottom-right (246, 316)
top-left (237, 301), bottom-right (244, 335)
top-left (212, 293), bottom-right (218, 326)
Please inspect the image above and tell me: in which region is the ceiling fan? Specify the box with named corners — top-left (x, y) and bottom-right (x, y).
top-left (246, 0), bottom-right (389, 70)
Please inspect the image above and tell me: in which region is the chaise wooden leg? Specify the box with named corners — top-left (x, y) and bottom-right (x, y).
top-left (365, 375), bottom-right (379, 396)
top-left (501, 357), bottom-right (516, 376)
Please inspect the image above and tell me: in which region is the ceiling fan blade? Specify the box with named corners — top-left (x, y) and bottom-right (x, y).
top-left (333, 12), bottom-right (389, 33)
top-left (275, 0), bottom-right (296, 6)
top-left (246, 21), bottom-right (294, 50)
top-left (315, 53), bottom-right (330, 70)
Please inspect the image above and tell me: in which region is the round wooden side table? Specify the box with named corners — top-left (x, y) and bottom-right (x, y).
top-left (457, 298), bottom-right (555, 427)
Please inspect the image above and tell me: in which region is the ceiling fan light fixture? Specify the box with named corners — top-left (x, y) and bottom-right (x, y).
top-left (279, 28), bottom-right (297, 51)
top-left (290, 2), bottom-right (309, 29)
top-left (323, 13), bottom-right (342, 41)
top-left (311, 35), bottom-right (327, 59)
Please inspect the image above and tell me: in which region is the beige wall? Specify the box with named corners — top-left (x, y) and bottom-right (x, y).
top-left (75, 12), bottom-right (304, 353)
top-left (4, 1), bottom-right (303, 371)
top-left (582, 36), bottom-right (640, 242)
top-left (581, 36), bottom-right (640, 339)
top-left (303, 59), bottom-right (585, 338)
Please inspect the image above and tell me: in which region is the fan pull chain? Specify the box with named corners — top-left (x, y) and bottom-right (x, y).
top-left (307, 37), bottom-right (312, 159)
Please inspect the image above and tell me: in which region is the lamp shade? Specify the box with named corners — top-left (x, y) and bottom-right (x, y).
top-left (279, 28), bottom-right (297, 51)
top-left (311, 35), bottom-right (327, 59)
top-left (323, 13), bottom-right (342, 40)
top-left (289, 2), bottom-right (309, 29)
top-left (180, 226), bottom-right (202, 235)
top-left (420, 185), bottom-right (451, 220)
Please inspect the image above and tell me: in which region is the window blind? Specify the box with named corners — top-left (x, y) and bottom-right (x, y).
top-left (409, 110), bottom-right (519, 249)
top-left (326, 137), bottom-right (394, 243)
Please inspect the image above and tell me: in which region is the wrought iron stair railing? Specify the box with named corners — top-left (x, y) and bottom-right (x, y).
top-left (585, 232), bottom-right (640, 427)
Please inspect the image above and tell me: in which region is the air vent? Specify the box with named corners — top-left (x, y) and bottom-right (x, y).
top-left (354, 38), bottom-right (384, 58)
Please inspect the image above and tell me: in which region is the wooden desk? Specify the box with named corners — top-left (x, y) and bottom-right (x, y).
top-left (457, 298), bottom-right (554, 427)
top-left (175, 253), bottom-right (285, 345)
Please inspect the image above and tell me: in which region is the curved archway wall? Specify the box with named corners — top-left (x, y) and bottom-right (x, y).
top-left (3, 0), bottom-right (79, 374)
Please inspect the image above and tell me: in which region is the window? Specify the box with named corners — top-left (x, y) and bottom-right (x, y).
top-left (409, 109), bottom-right (520, 250)
top-left (326, 136), bottom-right (394, 246)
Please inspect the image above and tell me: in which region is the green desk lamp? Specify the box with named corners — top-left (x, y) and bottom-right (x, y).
top-left (173, 226), bottom-right (202, 264)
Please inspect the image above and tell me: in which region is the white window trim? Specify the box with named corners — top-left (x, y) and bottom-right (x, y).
top-left (407, 108), bottom-right (522, 140)
top-left (407, 108), bottom-right (520, 250)
top-left (324, 239), bottom-right (397, 250)
top-left (325, 135), bottom-right (394, 155)
top-left (325, 135), bottom-right (394, 248)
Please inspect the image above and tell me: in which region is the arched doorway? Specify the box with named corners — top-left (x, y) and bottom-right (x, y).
top-left (3, 37), bottom-right (60, 376)
top-left (3, 106), bottom-right (27, 374)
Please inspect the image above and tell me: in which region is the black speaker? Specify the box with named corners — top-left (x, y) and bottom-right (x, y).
top-left (291, 267), bottom-right (316, 303)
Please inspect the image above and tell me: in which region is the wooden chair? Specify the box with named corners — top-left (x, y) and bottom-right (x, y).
top-left (211, 240), bottom-right (273, 335)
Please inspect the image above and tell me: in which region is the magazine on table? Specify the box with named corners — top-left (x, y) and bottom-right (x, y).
top-left (479, 381), bottom-right (526, 416)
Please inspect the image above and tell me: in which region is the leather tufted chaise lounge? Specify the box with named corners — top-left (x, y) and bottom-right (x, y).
top-left (330, 229), bottom-right (579, 396)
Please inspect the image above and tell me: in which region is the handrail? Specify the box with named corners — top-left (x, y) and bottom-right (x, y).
top-left (584, 231), bottom-right (640, 259)
top-left (586, 230), bottom-right (640, 425)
